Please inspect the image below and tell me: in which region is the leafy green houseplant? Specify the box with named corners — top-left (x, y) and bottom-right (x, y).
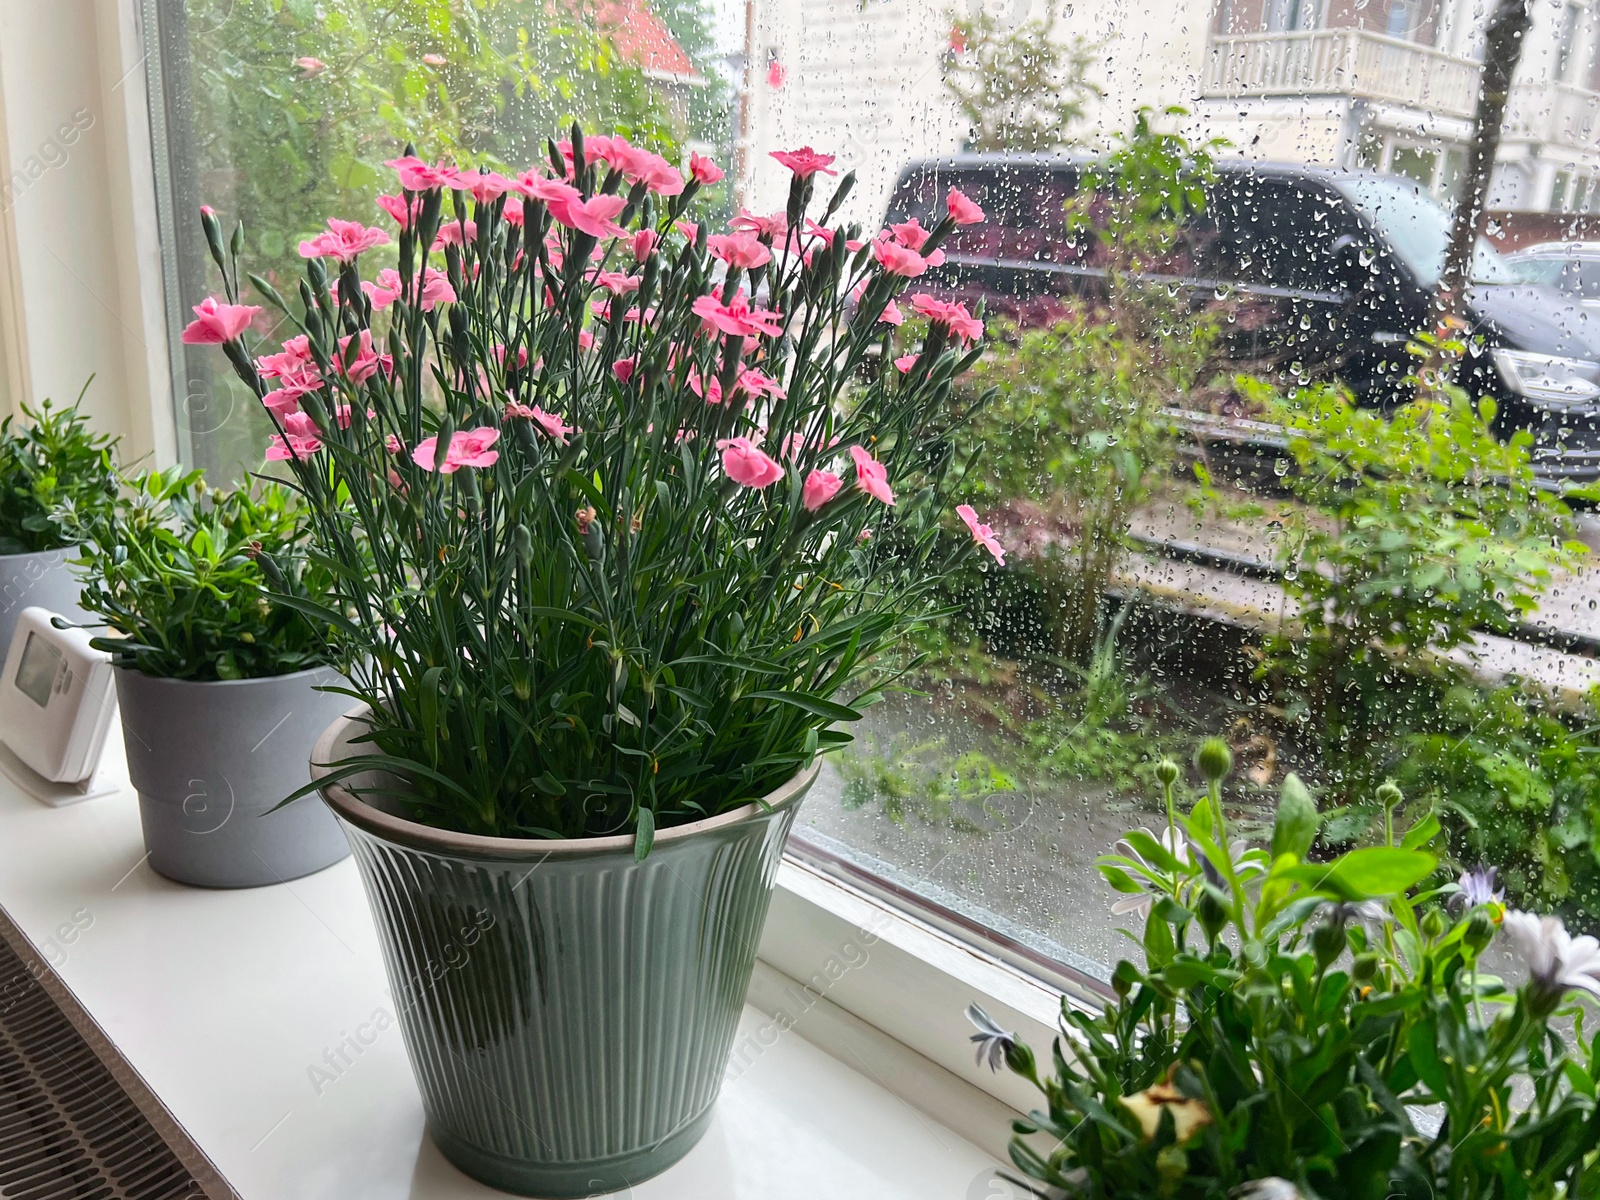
top-left (0, 388), bottom-right (118, 555)
top-left (0, 388), bottom-right (119, 658)
top-left (69, 467), bottom-right (334, 681)
top-left (63, 468), bottom-right (349, 888)
top-left (189, 129), bottom-right (997, 1190)
top-left (973, 741), bottom-right (1600, 1199)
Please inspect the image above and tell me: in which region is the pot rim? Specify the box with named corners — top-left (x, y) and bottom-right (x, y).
top-left (114, 661), bottom-right (342, 689)
top-left (0, 546), bottom-right (75, 564)
top-left (312, 705), bottom-right (818, 859)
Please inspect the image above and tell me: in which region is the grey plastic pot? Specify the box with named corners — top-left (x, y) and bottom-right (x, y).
top-left (116, 665), bottom-right (353, 888)
top-left (0, 548), bottom-right (89, 657)
top-left (312, 709), bottom-right (813, 1198)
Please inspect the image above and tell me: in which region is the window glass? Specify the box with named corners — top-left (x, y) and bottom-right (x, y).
top-left (147, 0), bottom-right (1600, 990)
top-left (153, 0), bottom-right (728, 483)
top-left (1335, 175), bottom-right (1517, 285)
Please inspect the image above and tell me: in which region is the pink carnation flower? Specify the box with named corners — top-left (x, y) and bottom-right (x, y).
top-left (612, 357), bottom-right (637, 383)
top-left (505, 401), bottom-right (572, 446)
top-left (518, 173), bottom-right (583, 223)
top-left (445, 168), bottom-right (514, 205)
top-left (707, 232), bottom-right (772, 270)
top-left (947, 186), bottom-right (985, 225)
top-left (362, 267), bottom-right (456, 312)
top-left (888, 218), bottom-right (932, 251)
top-left (612, 142), bottom-right (685, 195)
top-left (849, 445), bottom-right (895, 505)
top-left (957, 504), bottom-right (1005, 564)
top-left (802, 469), bottom-right (842, 511)
top-left (871, 238), bottom-right (928, 278)
top-left (689, 152), bottom-right (724, 184)
top-left (717, 437), bottom-right (784, 488)
top-left (411, 427), bottom-right (500, 473)
top-left (692, 292), bottom-right (784, 339)
top-left (908, 293), bottom-right (983, 343)
top-left (266, 411), bottom-right (323, 461)
top-left (384, 156), bottom-right (456, 192)
top-left (181, 296), bottom-right (260, 344)
top-left (256, 334), bottom-right (314, 378)
top-left (593, 270), bottom-right (641, 294)
top-left (295, 57), bottom-right (327, 77)
top-left (375, 193), bottom-right (421, 229)
top-left (737, 367), bottom-right (786, 400)
top-left (770, 147), bottom-right (837, 177)
top-left (730, 209), bottom-right (787, 240)
top-left (631, 229), bottom-right (659, 260)
top-left (431, 219), bottom-right (477, 250)
top-left (553, 193), bottom-right (628, 240)
top-left (299, 218), bottom-right (391, 263)
top-left (893, 354), bottom-right (918, 374)
top-left (336, 330), bottom-right (390, 384)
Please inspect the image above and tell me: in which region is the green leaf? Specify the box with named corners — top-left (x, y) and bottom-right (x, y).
top-left (1401, 813), bottom-right (1442, 851)
top-left (1120, 828), bottom-right (1182, 874)
top-left (634, 805), bottom-right (655, 862)
top-left (1405, 1016), bottom-right (1450, 1096)
top-left (1280, 847), bottom-right (1437, 900)
top-left (746, 690), bottom-right (863, 723)
top-left (1271, 772), bottom-right (1319, 862)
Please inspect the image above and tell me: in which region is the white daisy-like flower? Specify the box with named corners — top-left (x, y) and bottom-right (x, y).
top-left (1231, 1180), bottom-right (1304, 1200)
top-left (1501, 911), bottom-right (1600, 1003)
top-left (964, 1003), bottom-right (1017, 1073)
top-left (1109, 826), bottom-right (1191, 919)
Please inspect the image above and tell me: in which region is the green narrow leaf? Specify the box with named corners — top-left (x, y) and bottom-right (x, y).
top-left (634, 805), bottom-right (655, 862)
top-left (746, 690), bottom-right (863, 722)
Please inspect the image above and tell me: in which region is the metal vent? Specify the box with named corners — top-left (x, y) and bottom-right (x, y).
top-left (0, 908), bottom-right (235, 1200)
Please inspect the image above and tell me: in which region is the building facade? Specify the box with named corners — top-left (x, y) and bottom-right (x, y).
top-left (736, 0), bottom-right (1600, 226)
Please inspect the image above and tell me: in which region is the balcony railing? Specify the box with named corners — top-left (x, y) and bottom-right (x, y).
top-left (1203, 29), bottom-right (1481, 120)
top-left (1506, 81), bottom-right (1600, 151)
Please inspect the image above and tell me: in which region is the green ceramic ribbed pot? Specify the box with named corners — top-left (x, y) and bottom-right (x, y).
top-left (311, 709), bottom-right (813, 1197)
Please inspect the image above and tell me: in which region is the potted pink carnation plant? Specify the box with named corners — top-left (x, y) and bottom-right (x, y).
top-left (192, 126), bottom-right (997, 1195)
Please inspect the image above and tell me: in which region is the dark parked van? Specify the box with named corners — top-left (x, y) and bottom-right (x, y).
top-left (884, 155), bottom-right (1600, 481)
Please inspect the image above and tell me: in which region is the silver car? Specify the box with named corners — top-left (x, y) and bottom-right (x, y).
top-left (1506, 241), bottom-right (1600, 308)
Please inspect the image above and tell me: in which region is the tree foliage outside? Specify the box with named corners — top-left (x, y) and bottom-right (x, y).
top-left (180, 0), bottom-right (713, 480)
top-left (942, 7), bottom-right (1101, 152)
top-left (959, 112), bottom-right (1220, 664)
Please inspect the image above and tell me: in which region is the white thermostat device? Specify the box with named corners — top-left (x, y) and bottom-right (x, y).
top-left (0, 607), bottom-right (120, 805)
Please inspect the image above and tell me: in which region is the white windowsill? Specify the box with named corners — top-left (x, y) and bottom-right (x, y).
top-left (0, 742), bottom-right (1049, 1199)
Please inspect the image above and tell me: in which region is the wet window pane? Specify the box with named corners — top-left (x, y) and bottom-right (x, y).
top-left (149, 0), bottom-right (1600, 986)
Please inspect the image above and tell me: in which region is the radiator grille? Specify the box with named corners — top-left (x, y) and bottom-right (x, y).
top-left (0, 919), bottom-right (225, 1199)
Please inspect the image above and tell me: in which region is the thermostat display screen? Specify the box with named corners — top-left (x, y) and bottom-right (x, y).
top-left (14, 632), bottom-right (61, 708)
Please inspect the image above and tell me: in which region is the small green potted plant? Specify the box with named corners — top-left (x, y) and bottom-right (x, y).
top-left (0, 384), bottom-right (118, 655)
top-left (192, 130), bottom-right (1000, 1193)
top-left (970, 740), bottom-right (1600, 1198)
top-left (66, 467), bottom-right (350, 888)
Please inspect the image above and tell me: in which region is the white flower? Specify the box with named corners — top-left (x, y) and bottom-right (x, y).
top-left (1501, 911), bottom-right (1600, 1002)
top-left (1109, 826), bottom-right (1190, 919)
top-left (1454, 864), bottom-right (1504, 912)
top-left (965, 1003), bottom-right (1016, 1072)
top-left (1231, 1180), bottom-right (1304, 1200)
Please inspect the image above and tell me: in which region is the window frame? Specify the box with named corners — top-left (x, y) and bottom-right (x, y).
top-left (0, 5), bottom-right (1094, 1138)
top-left (0, 2), bottom-right (177, 464)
